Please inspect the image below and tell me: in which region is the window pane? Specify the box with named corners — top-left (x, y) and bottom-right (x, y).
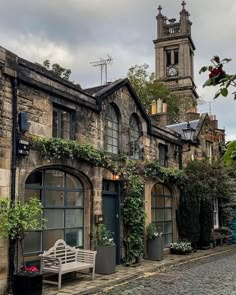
top-left (164, 209), bottom-right (172, 221)
top-left (113, 146), bottom-right (118, 154)
top-left (44, 209), bottom-right (64, 228)
top-left (164, 221), bottom-right (172, 234)
top-left (164, 186), bottom-right (171, 196)
top-left (25, 189), bottom-right (41, 202)
top-left (26, 171), bottom-right (43, 186)
top-left (65, 209), bottom-right (83, 228)
top-left (65, 229), bottom-right (83, 247)
top-left (45, 190), bottom-right (64, 206)
top-left (152, 184), bottom-right (163, 195)
top-left (165, 197), bottom-right (172, 207)
top-left (67, 191), bottom-right (83, 207)
top-left (43, 230), bottom-right (64, 250)
top-left (155, 209), bottom-right (164, 222)
top-left (66, 174), bottom-right (82, 189)
top-left (24, 232), bottom-right (41, 253)
top-left (154, 196), bottom-right (164, 208)
top-left (44, 170), bottom-right (64, 188)
top-left (164, 233), bottom-right (172, 247)
top-left (52, 110), bottom-right (58, 138)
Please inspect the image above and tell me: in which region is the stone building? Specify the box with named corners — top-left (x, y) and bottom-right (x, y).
top-left (0, 47), bottom-right (182, 293)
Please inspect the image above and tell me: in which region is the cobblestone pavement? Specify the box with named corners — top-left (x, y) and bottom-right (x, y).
top-left (100, 251), bottom-right (236, 295)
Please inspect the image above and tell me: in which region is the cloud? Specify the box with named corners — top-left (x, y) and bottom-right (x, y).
top-left (0, 0), bottom-right (235, 139)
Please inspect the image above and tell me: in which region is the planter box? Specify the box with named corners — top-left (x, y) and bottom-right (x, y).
top-left (147, 237), bottom-right (163, 261)
top-left (95, 245), bottom-right (116, 274)
top-left (13, 272), bottom-right (42, 295)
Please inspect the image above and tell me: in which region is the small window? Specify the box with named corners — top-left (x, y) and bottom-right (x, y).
top-left (52, 105), bottom-right (74, 140)
top-left (206, 141), bottom-right (213, 163)
top-left (105, 104), bottom-right (119, 154)
top-left (213, 198), bottom-right (219, 229)
top-left (129, 115), bottom-right (141, 160)
top-left (159, 144), bottom-right (168, 167)
top-left (166, 50), bottom-right (171, 66)
top-left (174, 49), bottom-right (179, 65)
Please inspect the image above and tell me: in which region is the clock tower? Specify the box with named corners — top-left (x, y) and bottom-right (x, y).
top-left (153, 2), bottom-right (198, 119)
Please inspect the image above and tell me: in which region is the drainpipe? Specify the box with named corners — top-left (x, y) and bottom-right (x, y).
top-left (7, 75), bottom-right (18, 293)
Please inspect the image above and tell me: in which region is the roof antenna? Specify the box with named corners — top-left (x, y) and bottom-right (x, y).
top-left (90, 55), bottom-right (113, 85)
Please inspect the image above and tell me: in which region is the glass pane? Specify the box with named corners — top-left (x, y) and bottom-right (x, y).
top-left (152, 184), bottom-right (163, 195)
top-left (45, 190), bottom-right (64, 206)
top-left (165, 209), bottom-right (172, 221)
top-left (43, 230), bottom-right (64, 250)
top-left (164, 186), bottom-right (171, 196)
top-left (25, 189), bottom-right (41, 202)
top-left (24, 232), bottom-right (41, 253)
top-left (66, 174), bottom-right (82, 189)
top-left (108, 137), bottom-right (113, 144)
top-left (164, 222), bottom-right (172, 234)
top-left (65, 209), bottom-right (83, 228)
top-left (151, 209), bottom-right (156, 222)
top-left (155, 209), bottom-right (164, 222)
top-left (44, 209), bottom-right (64, 229)
top-left (26, 171), bottom-right (43, 186)
top-left (113, 146), bottom-right (118, 154)
top-left (155, 222), bottom-right (164, 233)
top-left (67, 191), bottom-right (83, 207)
top-left (61, 130), bottom-right (70, 140)
top-left (164, 233), bottom-right (172, 247)
top-left (156, 196), bottom-right (165, 208)
top-left (165, 197), bottom-right (172, 207)
top-left (106, 128), bottom-right (112, 137)
top-left (65, 229), bottom-right (83, 247)
top-left (44, 170), bottom-right (64, 188)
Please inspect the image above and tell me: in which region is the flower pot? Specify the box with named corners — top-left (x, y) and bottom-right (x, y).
top-left (95, 245), bottom-right (116, 274)
top-left (147, 237), bottom-right (163, 261)
top-left (13, 272), bottom-right (42, 295)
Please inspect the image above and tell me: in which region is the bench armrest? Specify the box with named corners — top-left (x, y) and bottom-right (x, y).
top-left (40, 256), bottom-right (61, 272)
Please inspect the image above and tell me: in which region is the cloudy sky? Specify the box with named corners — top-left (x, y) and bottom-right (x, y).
top-left (0, 0), bottom-right (235, 140)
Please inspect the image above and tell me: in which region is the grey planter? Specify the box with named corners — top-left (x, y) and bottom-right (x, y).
top-left (147, 237), bottom-right (164, 261)
top-left (95, 245), bottom-right (116, 274)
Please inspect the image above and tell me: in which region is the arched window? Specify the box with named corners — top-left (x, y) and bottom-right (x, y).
top-left (105, 104), bottom-right (119, 154)
top-left (129, 114), bottom-right (141, 159)
top-left (24, 169), bottom-right (84, 253)
top-left (151, 183), bottom-right (173, 247)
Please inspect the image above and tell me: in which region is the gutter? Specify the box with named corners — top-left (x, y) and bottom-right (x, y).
top-left (7, 72), bottom-right (18, 293)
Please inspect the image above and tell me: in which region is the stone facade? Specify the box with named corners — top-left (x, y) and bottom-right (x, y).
top-left (0, 47), bottom-right (181, 294)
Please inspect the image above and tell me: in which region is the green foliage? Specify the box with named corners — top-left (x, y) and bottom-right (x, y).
top-left (200, 56), bottom-right (236, 99)
top-left (122, 175), bottom-right (146, 265)
top-left (170, 241), bottom-right (192, 255)
top-left (127, 64), bottom-right (192, 122)
top-left (94, 224), bottom-right (114, 246)
top-left (223, 141), bottom-right (236, 166)
top-left (32, 137), bottom-right (185, 265)
top-left (42, 59), bottom-right (72, 81)
top-left (178, 160), bottom-right (235, 247)
top-left (0, 197), bottom-right (44, 240)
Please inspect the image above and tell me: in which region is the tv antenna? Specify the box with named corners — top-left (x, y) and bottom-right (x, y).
top-left (90, 55), bottom-right (113, 85)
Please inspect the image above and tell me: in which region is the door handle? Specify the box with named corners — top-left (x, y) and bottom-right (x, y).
top-left (116, 214), bottom-right (119, 219)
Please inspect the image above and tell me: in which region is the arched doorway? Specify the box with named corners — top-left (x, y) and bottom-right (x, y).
top-left (151, 183), bottom-right (173, 247)
top-left (24, 169), bottom-right (84, 254)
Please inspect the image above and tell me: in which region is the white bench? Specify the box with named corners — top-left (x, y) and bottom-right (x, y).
top-left (39, 239), bottom-right (97, 289)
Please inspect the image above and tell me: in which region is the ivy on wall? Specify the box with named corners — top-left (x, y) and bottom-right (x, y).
top-left (31, 137), bottom-right (185, 264)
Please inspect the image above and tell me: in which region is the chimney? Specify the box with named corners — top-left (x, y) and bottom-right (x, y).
top-left (185, 112), bottom-right (200, 122)
top-left (150, 101), bottom-right (170, 127)
top-left (210, 114), bottom-right (218, 129)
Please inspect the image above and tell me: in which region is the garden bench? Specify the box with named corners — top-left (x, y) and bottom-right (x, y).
top-left (39, 239), bottom-right (97, 289)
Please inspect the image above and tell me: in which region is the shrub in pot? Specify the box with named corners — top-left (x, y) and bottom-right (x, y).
top-left (0, 197), bottom-right (45, 295)
top-left (94, 224), bottom-right (116, 274)
top-left (146, 223), bottom-right (163, 261)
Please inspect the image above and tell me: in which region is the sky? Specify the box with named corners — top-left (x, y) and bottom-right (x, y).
top-left (0, 0), bottom-right (235, 140)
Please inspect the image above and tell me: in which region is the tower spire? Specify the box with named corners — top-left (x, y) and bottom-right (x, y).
top-left (157, 5), bottom-right (162, 15)
top-left (181, 1), bottom-right (186, 10)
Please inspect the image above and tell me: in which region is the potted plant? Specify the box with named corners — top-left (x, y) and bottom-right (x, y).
top-left (146, 223), bottom-right (163, 261)
top-left (0, 197), bottom-right (45, 295)
top-left (94, 224), bottom-right (116, 274)
top-left (169, 241), bottom-right (192, 255)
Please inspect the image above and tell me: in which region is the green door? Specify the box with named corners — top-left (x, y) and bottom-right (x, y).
top-left (102, 180), bottom-right (120, 264)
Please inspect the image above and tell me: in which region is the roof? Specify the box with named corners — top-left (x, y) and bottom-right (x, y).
top-left (167, 120), bottom-right (199, 136)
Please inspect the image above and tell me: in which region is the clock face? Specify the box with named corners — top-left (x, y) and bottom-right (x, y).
top-left (167, 66), bottom-right (178, 77)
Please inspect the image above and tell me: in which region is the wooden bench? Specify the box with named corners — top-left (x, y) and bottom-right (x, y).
top-left (39, 239), bottom-right (97, 289)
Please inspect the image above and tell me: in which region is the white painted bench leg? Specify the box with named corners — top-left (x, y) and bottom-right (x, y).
top-left (92, 267), bottom-right (95, 280)
top-left (58, 273), bottom-right (62, 289)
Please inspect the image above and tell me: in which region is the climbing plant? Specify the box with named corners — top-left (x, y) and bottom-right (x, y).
top-left (31, 137), bottom-right (185, 263)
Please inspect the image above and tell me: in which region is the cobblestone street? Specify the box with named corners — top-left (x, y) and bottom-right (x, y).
top-left (100, 251), bottom-right (236, 295)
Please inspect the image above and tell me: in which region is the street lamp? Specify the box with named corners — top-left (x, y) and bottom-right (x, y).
top-left (175, 121), bottom-right (195, 169)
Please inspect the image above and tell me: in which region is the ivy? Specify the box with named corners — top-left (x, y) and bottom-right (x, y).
top-left (31, 137), bottom-right (185, 265)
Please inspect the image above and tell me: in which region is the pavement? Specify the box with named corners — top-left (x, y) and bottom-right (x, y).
top-left (43, 244), bottom-right (236, 295)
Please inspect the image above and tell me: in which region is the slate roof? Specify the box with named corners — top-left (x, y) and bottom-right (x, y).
top-left (167, 119), bottom-right (199, 136)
